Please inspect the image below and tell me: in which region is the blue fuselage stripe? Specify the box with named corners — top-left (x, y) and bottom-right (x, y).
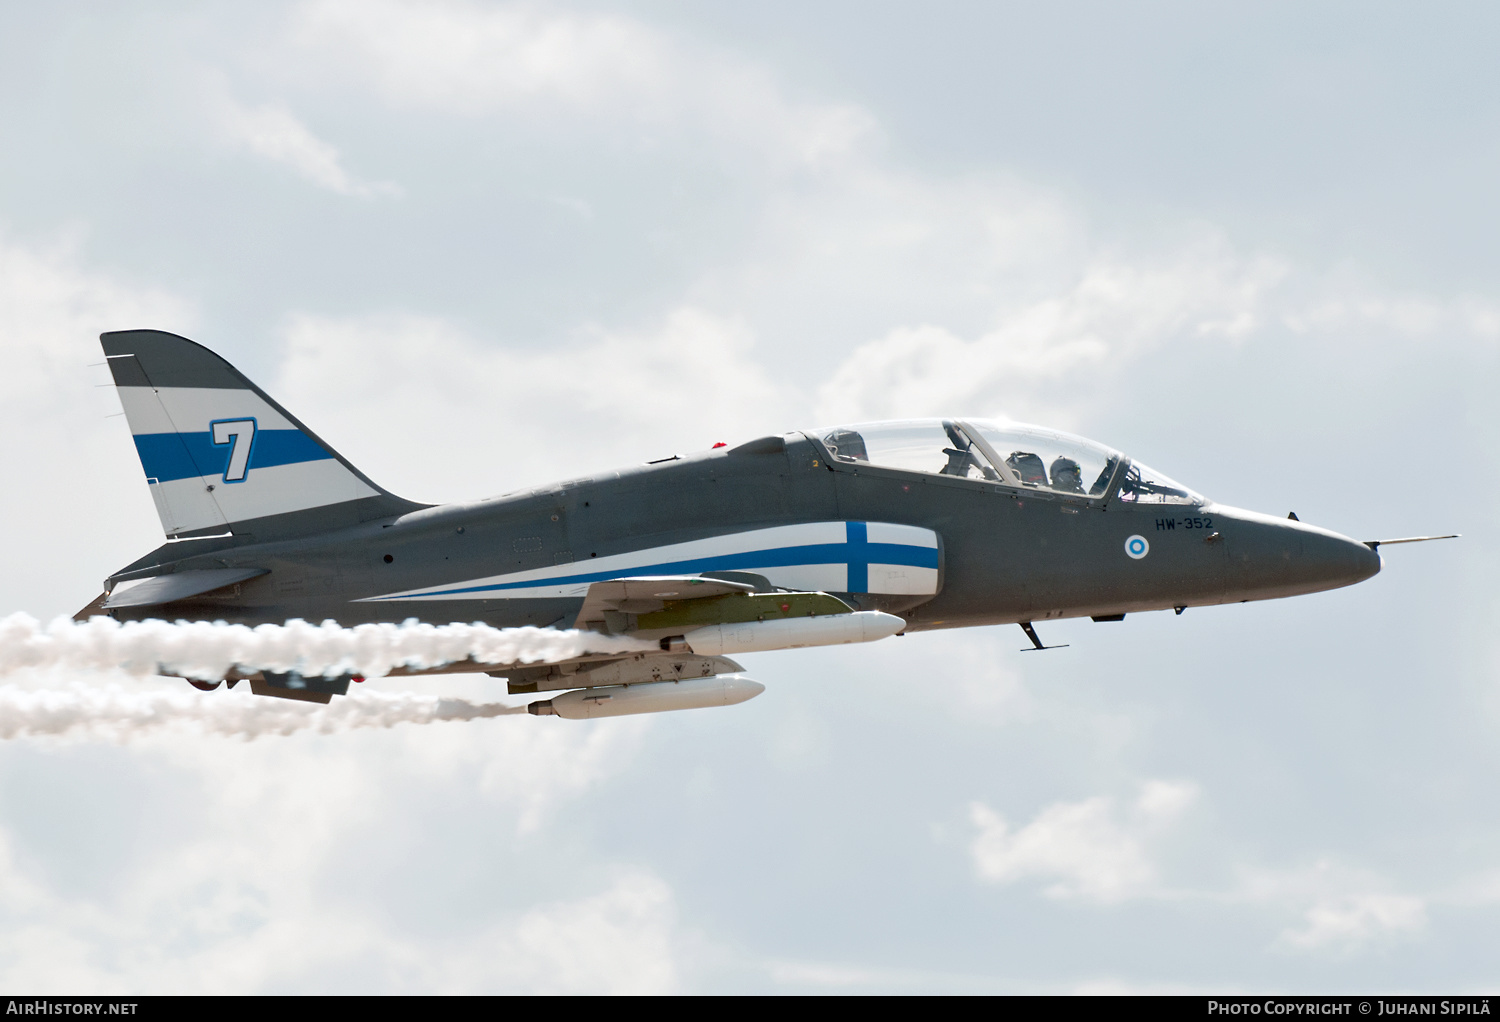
top-left (133, 430), bottom-right (333, 483)
top-left (372, 533), bottom-right (940, 600)
top-left (845, 521), bottom-right (869, 593)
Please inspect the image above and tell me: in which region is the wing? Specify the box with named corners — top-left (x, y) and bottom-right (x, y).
top-left (164, 572), bottom-right (864, 704)
top-left (573, 574), bottom-right (758, 631)
top-left (570, 573), bottom-right (853, 638)
top-left (495, 572), bottom-right (855, 696)
top-left (500, 649), bottom-right (749, 695)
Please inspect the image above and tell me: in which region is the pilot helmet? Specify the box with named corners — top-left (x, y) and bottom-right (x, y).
top-left (1006, 451), bottom-right (1047, 485)
top-left (1049, 456), bottom-right (1084, 492)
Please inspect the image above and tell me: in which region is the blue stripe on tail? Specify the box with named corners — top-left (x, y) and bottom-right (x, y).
top-left (133, 430), bottom-right (333, 483)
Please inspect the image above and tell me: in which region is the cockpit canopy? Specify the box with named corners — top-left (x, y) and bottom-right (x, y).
top-left (812, 418), bottom-right (1203, 505)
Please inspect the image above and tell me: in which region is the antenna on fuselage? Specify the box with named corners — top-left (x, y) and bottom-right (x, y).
top-left (1018, 621), bottom-right (1069, 652)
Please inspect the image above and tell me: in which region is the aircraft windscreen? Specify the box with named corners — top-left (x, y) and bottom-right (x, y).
top-left (1114, 461), bottom-right (1203, 505)
top-left (815, 418), bottom-right (1205, 504)
top-left (963, 420), bottom-right (1120, 497)
top-left (818, 420), bottom-right (1000, 481)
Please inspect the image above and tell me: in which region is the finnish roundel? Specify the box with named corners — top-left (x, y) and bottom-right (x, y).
top-left (1124, 535), bottom-right (1149, 560)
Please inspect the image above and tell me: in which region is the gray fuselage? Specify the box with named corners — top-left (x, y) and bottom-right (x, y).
top-left (103, 432), bottom-right (1381, 632)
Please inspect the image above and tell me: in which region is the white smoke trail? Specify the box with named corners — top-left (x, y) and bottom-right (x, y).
top-left (0, 682), bottom-right (528, 742)
top-left (0, 613), bottom-right (655, 682)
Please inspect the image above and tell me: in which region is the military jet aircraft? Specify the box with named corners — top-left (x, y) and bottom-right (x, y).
top-left (80, 330), bottom-right (1451, 718)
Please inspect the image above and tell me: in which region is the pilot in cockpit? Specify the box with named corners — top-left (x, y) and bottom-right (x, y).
top-left (1005, 451), bottom-right (1048, 486)
top-left (1049, 457), bottom-right (1084, 493)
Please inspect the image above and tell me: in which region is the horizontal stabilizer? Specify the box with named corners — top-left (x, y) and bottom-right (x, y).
top-left (104, 567), bottom-right (269, 608)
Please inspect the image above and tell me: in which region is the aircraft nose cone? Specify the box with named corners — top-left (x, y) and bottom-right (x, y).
top-left (1216, 506), bottom-right (1381, 601)
top-left (1303, 530), bottom-right (1382, 590)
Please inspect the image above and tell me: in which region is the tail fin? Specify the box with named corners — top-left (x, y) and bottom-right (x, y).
top-left (103, 330), bottom-right (426, 540)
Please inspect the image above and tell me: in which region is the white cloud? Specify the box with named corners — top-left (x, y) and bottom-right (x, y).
top-left (0, 234), bottom-right (191, 616)
top-left (343, 867), bottom-right (681, 994)
top-left (1279, 892), bottom-right (1427, 952)
top-left (0, 233), bottom-right (192, 409)
top-left (251, 3), bottom-right (1500, 452)
top-left (1282, 291), bottom-right (1500, 341)
top-left (968, 784), bottom-right (1430, 958)
top-left (969, 780), bottom-right (1198, 902)
top-left (212, 95), bottom-right (400, 198)
top-left (294, 0), bottom-right (671, 111)
top-left (1463, 869), bottom-right (1500, 904)
top-left (813, 239), bottom-right (1285, 426)
top-left (813, 628), bottom-right (1033, 725)
top-left (472, 709), bottom-right (648, 833)
top-left (1136, 778), bottom-right (1198, 818)
top-left (478, 871), bottom-right (679, 994)
top-left (0, 697), bottom-right (665, 992)
top-left (1236, 859), bottom-right (1429, 955)
top-left (288, 0), bottom-right (875, 171)
top-left (273, 307), bottom-right (798, 502)
top-left (260, 223), bottom-right (1289, 507)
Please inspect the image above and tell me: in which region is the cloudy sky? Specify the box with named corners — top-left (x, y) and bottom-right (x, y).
top-left (0, 0), bottom-right (1497, 993)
